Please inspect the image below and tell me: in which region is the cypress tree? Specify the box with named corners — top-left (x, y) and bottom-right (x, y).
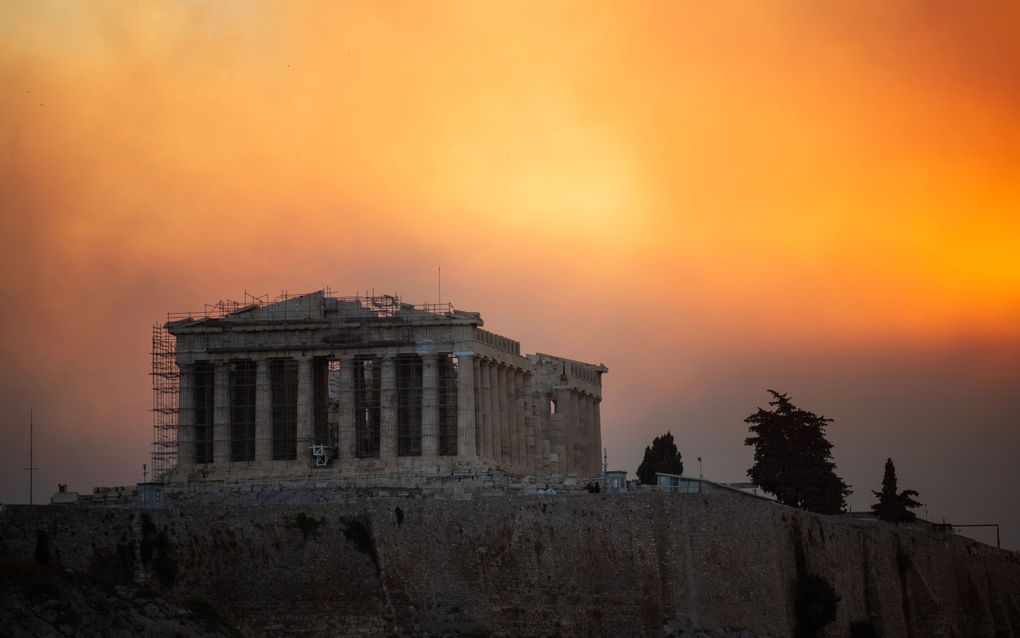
top-left (871, 458), bottom-right (921, 523)
top-left (636, 431), bottom-right (684, 484)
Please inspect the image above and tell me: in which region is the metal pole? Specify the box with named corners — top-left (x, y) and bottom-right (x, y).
top-left (698, 456), bottom-right (702, 479)
top-left (25, 407), bottom-right (39, 505)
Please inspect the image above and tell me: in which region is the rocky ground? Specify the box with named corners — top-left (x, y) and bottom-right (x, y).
top-left (0, 562), bottom-right (234, 638)
top-left (662, 619), bottom-right (758, 638)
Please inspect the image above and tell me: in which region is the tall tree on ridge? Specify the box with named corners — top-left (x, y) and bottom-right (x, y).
top-left (637, 431), bottom-right (684, 485)
top-left (744, 390), bottom-right (851, 514)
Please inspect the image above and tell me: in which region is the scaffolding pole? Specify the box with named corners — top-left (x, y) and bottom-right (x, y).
top-left (151, 323), bottom-right (179, 482)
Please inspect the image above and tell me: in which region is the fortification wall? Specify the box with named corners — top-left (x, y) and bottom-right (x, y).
top-left (2, 492), bottom-right (1018, 637)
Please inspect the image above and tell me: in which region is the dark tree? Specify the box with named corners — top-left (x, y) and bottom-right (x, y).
top-left (871, 458), bottom-right (921, 523)
top-left (744, 390), bottom-right (851, 514)
top-left (636, 431), bottom-right (684, 485)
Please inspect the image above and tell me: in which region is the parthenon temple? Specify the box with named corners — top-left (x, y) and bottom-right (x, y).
top-left (155, 291), bottom-right (606, 483)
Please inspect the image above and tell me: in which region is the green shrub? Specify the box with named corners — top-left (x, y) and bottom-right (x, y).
top-left (342, 517), bottom-right (378, 569)
top-left (140, 513), bottom-right (177, 587)
top-left (794, 573), bottom-right (839, 638)
top-left (293, 512), bottom-right (325, 541)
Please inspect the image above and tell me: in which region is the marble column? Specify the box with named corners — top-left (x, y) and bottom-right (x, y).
top-left (523, 375), bottom-right (535, 473)
top-left (472, 355), bottom-right (482, 457)
top-left (570, 391), bottom-right (581, 476)
top-left (455, 352), bottom-right (476, 458)
top-left (504, 367), bottom-right (514, 467)
top-left (572, 391), bottom-right (583, 477)
top-left (255, 358), bottom-right (271, 462)
top-left (177, 363), bottom-right (194, 470)
top-left (585, 394), bottom-right (595, 477)
top-left (213, 361), bottom-right (230, 465)
top-left (497, 364), bottom-right (508, 466)
top-left (477, 360), bottom-right (486, 461)
top-left (492, 363), bottom-right (501, 465)
top-left (422, 353), bottom-right (438, 458)
top-left (380, 355), bottom-right (397, 459)
top-left (552, 388), bottom-right (567, 475)
top-left (488, 361), bottom-right (500, 463)
top-left (582, 394), bottom-right (592, 477)
top-left (513, 370), bottom-right (525, 473)
top-left (504, 366), bottom-right (514, 468)
top-left (479, 361), bottom-right (491, 459)
top-left (505, 367), bottom-right (514, 470)
top-left (338, 355), bottom-right (355, 461)
top-left (296, 356), bottom-right (314, 464)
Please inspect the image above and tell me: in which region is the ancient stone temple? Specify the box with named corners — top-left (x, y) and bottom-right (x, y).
top-left (160, 291), bottom-right (606, 483)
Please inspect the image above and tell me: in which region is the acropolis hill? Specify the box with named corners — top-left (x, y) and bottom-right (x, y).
top-left (2, 492), bottom-right (1019, 637)
top-left (2, 291), bottom-right (1017, 637)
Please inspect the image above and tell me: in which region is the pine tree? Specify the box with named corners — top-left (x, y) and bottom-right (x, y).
top-left (636, 431), bottom-right (684, 484)
top-left (871, 458), bottom-right (921, 523)
top-left (744, 390), bottom-right (851, 514)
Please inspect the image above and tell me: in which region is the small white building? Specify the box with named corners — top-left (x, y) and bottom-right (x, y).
top-left (50, 484), bottom-right (79, 504)
top-left (656, 473), bottom-right (775, 500)
top-left (603, 470), bottom-right (629, 493)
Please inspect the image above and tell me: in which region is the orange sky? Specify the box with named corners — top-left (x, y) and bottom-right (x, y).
top-left (1, 2), bottom-right (1018, 547)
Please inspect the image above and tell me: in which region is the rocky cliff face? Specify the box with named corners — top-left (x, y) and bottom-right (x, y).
top-left (1, 493), bottom-right (1018, 637)
top-left (0, 562), bottom-right (233, 638)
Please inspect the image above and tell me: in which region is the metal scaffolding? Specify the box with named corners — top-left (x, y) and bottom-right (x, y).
top-left (150, 324), bottom-right (179, 482)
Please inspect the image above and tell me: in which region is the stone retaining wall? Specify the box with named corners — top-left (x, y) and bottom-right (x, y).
top-left (2, 492), bottom-right (1018, 637)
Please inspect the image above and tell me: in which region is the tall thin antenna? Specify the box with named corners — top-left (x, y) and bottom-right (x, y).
top-left (25, 407), bottom-right (38, 505)
top-left (438, 266), bottom-right (441, 304)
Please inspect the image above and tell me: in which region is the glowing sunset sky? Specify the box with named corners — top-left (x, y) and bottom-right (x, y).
top-left (1, 2), bottom-right (1018, 547)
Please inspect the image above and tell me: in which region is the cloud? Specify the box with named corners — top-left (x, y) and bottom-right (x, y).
top-left (1, 0), bottom-right (1018, 546)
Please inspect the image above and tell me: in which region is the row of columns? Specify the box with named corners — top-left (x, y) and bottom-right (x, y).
top-left (175, 350), bottom-right (601, 478)
top-left (474, 357), bottom-right (537, 474)
top-left (177, 353), bottom-right (477, 470)
top-left (470, 355), bottom-right (602, 477)
top-left (555, 388), bottom-right (602, 478)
